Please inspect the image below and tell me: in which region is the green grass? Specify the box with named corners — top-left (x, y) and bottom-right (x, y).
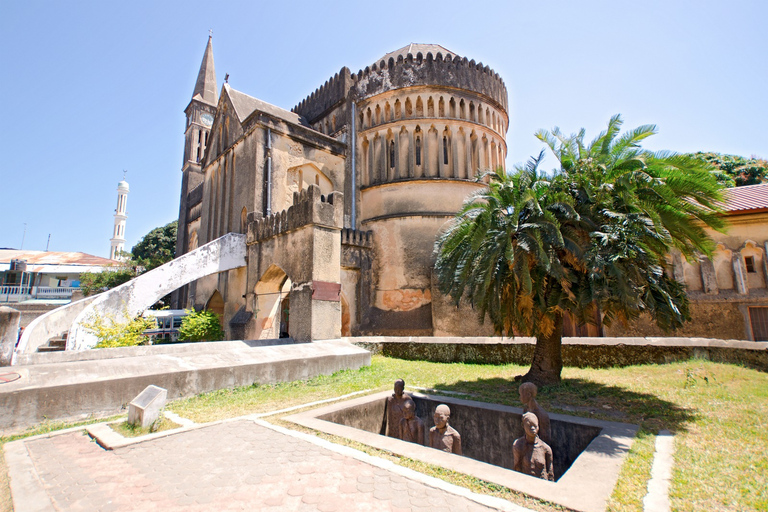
top-left (2, 357), bottom-right (766, 512)
top-left (108, 416), bottom-right (181, 438)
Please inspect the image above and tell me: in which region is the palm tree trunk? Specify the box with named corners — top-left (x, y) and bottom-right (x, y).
top-left (521, 313), bottom-right (563, 386)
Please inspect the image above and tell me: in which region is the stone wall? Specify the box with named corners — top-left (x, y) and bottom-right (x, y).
top-left (351, 337), bottom-right (768, 371)
top-left (604, 299), bottom-right (754, 340)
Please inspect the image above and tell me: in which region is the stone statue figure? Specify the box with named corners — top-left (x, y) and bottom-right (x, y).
top-left (398, 398), bottom-right (425, 445)
top-left (386, 379), bottom-right (412, 438)
top-left (429, 404), bottom-right (462, 455)
top-left (519, 382), bottom-right (551, 446)
top-left (513, 412), bottom-right (554, 481)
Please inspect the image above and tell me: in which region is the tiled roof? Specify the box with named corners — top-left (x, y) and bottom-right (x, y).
top-left (0, 250), bottom-right (118, 266)
top-left (226, 85), bottom-right (310, 127)
top-left (720, 183), bottom-right (768, 214)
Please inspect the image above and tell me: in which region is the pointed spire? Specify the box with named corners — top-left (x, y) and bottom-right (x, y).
top-left (191, 35), bottom-right (217, 106)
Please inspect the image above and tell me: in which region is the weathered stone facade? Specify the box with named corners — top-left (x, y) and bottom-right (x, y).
top-left (174, 41), bottom-right (509, 339)
top-left (606, 191), bottom-right (768, 341)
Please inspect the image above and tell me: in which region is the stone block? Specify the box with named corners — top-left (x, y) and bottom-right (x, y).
top-left (0, 307), bottom-right (21, 366)
top-left (128, 385), bottom-right (167, 428)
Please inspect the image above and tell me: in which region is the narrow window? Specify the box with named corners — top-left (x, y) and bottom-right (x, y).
top-left (415, 138), bottom-right (421, 166)
top-left (389, 141), bottom-right (395, 168)
top-left (745, 256), bottom-right (756, 273)
top-left (443, 136), bottom-right (448, 164)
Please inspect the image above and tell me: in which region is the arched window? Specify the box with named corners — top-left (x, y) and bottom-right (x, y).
top-left (443, 136), bottom-right (449, 165)
top-left (389, 141), bottom-right (395, 168)
top-left (415, 137), bottom-right (422, 166)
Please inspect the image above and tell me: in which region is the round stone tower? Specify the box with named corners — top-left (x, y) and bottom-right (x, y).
top-left (351, 44), bottom-right (509, 335)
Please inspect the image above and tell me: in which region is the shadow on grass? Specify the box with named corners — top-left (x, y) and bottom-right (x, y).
top-left (429, 376), bottom-right (698, 435)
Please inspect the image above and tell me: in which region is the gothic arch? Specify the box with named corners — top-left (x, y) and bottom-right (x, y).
top-left (253, 264), bottom-right (292, 340)
top-left (205, 290), bottom-right (225, 319)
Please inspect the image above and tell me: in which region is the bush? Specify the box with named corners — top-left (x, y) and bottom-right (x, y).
top-left (178, 309), bottom-right (224, 342)
top-left (81, 312), bottom-right (155, 348)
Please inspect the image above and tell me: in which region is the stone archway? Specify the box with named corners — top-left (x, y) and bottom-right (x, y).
top-left (341, 293), bottom-right (351, 337)
top-left (205, 290), bottom-right (225, 318)
top-left (253, 265), bottom-right (292, 340)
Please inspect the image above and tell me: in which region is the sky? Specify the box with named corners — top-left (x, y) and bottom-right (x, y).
top-left (1, 0), bottom-right (766, 258)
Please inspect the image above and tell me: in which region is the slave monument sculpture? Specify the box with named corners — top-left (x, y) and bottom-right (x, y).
top-left (429, 404), bottom-right (462, 455)
top-left (398, 398), bottom-right (426, 445)
top-left (513, 412), bottom-right (554, 481)
top-left (386, 379), bottom-right (412, 438)
top-left (519, 382), bottom-right (551, 446)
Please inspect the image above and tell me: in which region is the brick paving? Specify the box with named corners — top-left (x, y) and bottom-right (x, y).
top-left (21, 420), bottom-right (506, 511)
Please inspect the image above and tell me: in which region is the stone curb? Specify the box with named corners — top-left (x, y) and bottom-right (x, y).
top-left (643, 430), bottom-right (675, 512)
top-left (4, 439), bottom-right (56, 512)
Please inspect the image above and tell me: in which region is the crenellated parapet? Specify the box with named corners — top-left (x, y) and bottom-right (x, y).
top-left (341, 228), bottom-right (373, 248)
top-left (247, 185), bottom-right (343, 244)
top-left (292, 67), bottom-right (354, 124)
top-left (351, 51), bottom-right (508, 112)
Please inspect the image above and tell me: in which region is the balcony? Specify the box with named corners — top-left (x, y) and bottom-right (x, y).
top-left (0, 286), bottom-right (78, 303)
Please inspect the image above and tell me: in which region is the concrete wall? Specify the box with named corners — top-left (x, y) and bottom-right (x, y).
top-left (0, 307), bottom-right (20, 366)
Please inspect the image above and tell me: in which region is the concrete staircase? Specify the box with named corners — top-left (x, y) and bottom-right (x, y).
top-left (37, 332), bottom-right (67, 353)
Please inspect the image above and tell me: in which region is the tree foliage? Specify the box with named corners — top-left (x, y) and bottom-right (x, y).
top-left (435, 115), bottom-right (726, 385)
top-left (178, 309), bottom-right (224, 342)
top-left (692, 152), bottom-right (768, 187)
top-left (79, 265), bottom-right (138, 296)
top-left (131, 220), bottom-right (178, 271)
top-left (81, 312), bottom-right (154, 349)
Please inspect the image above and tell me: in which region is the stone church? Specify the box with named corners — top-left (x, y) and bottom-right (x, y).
top-left (173, 38), bottom-right (509, 340)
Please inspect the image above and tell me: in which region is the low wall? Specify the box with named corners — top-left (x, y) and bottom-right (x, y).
top-left (0, 339), bottom-right (370, 434)
top-left (349, 336), bottom-right (768, 371)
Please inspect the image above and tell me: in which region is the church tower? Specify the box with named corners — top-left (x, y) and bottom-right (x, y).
top-left (176, 35), bottom-right (218, 257)
top-left (109, 176), bottom-right (129, 260)
top-left (173, 36), bottom-right (218, 308)
top-left (183, 35), bottom-right (218, 170)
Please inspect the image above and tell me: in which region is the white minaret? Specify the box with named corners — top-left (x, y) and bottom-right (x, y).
top-left (109, 174), bottom-right (130, 260)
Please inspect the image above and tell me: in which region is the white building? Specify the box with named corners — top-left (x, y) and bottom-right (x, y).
top-left (109, 178), bottom-right (130, 260)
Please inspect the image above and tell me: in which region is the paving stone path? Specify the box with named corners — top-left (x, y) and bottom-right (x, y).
top-left (20, 419), bottom-right (509, 511)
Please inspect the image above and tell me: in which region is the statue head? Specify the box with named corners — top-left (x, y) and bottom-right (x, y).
top-left (522, 412), bottom-right (539, 441)
top-left (519, 382), bottom-right (537, 404)
top-left (394, 379), bottom-right (405, 398)
top-left (403, 398), bottom-right (415, 420)
top-left (433, 404), bottom-right (451, 429)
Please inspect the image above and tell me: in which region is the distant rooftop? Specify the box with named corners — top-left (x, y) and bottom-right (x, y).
top-left (720, 182), bottom-right (768, 214)
top-left (377, 43), bottom-right (458, 64)
top-left (0, 250), bottom-right (118, 273)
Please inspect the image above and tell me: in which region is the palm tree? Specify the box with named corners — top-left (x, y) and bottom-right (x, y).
top-left (435, 115), bottom-right (725, 385)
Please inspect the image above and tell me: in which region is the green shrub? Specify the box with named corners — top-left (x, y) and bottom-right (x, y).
top-left (79, 266), bottom-right (137, 296)
top-left (81, 312), bottom-right (154, 348)
top-left (178, 309), bottom-right (224, 342)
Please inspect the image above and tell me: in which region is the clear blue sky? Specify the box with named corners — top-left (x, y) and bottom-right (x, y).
top-left (1, 0), bottom-right (765, 258)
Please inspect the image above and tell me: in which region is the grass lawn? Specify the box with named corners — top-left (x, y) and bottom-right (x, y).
top-left (1, 356), bottom-right (765, 512)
